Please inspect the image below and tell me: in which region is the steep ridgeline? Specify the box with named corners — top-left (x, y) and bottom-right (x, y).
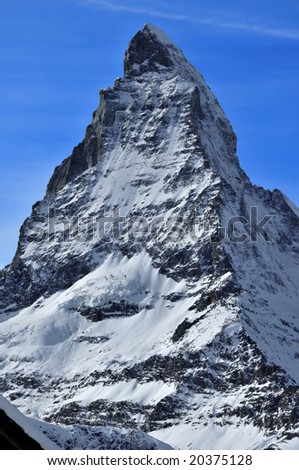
top-left (0, 25), bottom-right (299, 450)
top-left (0, 395), bottom-right (167, 450)
top-left (0, 395), bottom-right (59, 450)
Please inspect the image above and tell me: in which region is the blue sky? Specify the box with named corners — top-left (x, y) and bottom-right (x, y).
top-left (0, 0), bottom-right (298, 267)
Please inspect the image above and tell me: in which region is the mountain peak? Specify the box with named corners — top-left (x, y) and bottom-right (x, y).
top-left (124, 23), bottom-right (189, 78)
top-left (1, 25), bottom-right (299, 451)
top-left (141, 23), bottom-right (175, 46)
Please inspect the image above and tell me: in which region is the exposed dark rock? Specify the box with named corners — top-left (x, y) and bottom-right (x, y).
top-left (0, 409), bottom-right (43, 450)
top-left (172, 314), bottom-right (206, 342)
top-left (79, 301), bottom-right (139, 322)
top-left (124, 24), bottom-right (176, 78)
top-left (46, 124), bottom-right (99, 195)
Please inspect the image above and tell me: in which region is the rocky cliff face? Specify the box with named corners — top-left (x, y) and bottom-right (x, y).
top-left (0, 24), bottom-right (299, 450)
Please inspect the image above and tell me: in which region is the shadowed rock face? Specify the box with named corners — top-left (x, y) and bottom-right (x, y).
top-left (124, 24), bottom-right (176, 77)
top-left (0, 410), bottom-right (43, 450)
top-left (46, 124), bottom-right (99, 195)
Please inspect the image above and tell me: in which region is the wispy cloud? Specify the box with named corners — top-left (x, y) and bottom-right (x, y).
top-left (205, 19), bottom-right (299, 40)
top-left (83, 0), bottom-right (299, 40)
top-left (84, 0), bottom-right (187, 21)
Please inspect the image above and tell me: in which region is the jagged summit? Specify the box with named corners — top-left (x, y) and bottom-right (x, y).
top-left (46, 24), bottom-right (236, 197)
top-left (124, 23), bottom-right (190, 78)
top-left (1, 25), bottom-right (299, 450)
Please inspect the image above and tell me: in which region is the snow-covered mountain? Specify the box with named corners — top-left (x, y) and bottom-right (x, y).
top-left (0, 394), bottom-right (168, 450)
top-left (0, 395), bottom-right (59, 449)
top-left (0, 24), bottom-right (299, 450)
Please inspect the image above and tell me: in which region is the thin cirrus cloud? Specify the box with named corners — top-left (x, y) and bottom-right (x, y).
top-left (83, 0), bottom-right (187, 20)
top-left (83, 0), bottom-right (299, 40)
